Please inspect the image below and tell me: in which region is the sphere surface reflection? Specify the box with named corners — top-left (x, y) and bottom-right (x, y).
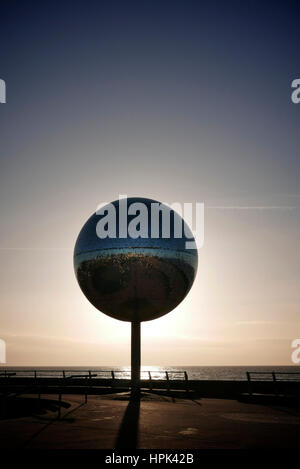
top-left (74, 197), bottom-right (198, 322)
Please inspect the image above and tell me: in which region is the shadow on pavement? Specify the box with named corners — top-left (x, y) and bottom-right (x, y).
top-left (0, 396), bottom-right (70, 420)
top-left (115, 391), bottom-right (140, 449)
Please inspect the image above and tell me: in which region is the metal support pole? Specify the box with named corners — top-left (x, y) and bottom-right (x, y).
top-left (131, 321), bottom-right (141, 397)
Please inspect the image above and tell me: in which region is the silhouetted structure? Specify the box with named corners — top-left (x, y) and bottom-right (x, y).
top-left (74, 197), bottom-right (198, 395)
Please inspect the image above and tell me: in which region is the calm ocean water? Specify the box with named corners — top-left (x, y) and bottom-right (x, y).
top-left (3, 366), bottom-right (300, 381)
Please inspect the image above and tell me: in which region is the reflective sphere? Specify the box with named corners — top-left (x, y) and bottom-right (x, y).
top-left (74, 197), bottom-right (198, 322)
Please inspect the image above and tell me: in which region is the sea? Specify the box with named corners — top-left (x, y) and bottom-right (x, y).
top-left (2, 366), bottom-right (300, 381)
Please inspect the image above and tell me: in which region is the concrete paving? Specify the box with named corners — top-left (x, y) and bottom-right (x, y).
top-left (0, 392), bottom-right (300, 448)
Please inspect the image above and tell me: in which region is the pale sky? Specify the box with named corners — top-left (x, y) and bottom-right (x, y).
top-left (0, 1), bottom-right (299, 366)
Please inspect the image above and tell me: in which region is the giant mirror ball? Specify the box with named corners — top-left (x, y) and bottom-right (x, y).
top-left (74, 197), bottom-right (198, 322)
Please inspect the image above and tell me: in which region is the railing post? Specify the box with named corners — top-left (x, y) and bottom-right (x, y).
top-left (184, 371), bottom-right (189, 393)
top-left (148, 371), bottom-right (152, 390)
top-left (272, 371), bottom-right (278, 396)
top-left (85, 377), bottom-right (88, 404)
top-left (166, 371), bottom-right (170, 392)
top-left (111, 370), bottom-right (115, 388)
top-left (89, 371), bottom-right (92, 397)
top-left (246, 371), bottom-right (252, 395)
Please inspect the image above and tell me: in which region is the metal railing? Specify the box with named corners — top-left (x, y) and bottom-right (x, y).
top-left (246, 371), bottom-right (300, 396)
top-left (0, 369), bottom-right (188, 381)
top-left (0, 369), bottom-right (189, 404)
